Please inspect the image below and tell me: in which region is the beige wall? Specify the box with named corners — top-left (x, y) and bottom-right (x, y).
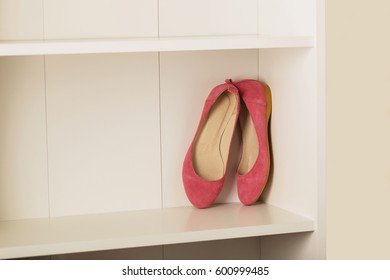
top-left (326, 0), bottom-right (390, 259)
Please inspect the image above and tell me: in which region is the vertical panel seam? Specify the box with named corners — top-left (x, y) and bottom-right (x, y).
top-left (257, 0), bottom-right (260, 35)
top-left (42, 0), bottom-right (46, 39)
top-left (157, 0), bottom-right (160, 38)
top-left (257, 50), bottom-right (260, 80)
top-left (43, 56), bottom-right (50, 218)
top-left (157, 0), bottom-right (164, 209)
top-left (158, 52), bottom-right (163, 210)
top-left (257, 0), bottom-right (260, 80)
top-left (41, 0), bottom-right (51, 218)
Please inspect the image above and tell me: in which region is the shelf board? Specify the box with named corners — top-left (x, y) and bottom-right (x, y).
top-left (0, 203), bottom-right (314, 259)
top-left (0, 35), bottom-right (314, 56)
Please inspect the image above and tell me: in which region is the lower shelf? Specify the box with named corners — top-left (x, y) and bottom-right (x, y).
top-left (0, 203), bottom-right (315, 259)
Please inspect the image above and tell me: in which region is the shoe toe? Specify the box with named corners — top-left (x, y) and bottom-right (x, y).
top-left (183, 173), bottom-right (224, 208)
top-left (237, 174), bottom-right (266, 206)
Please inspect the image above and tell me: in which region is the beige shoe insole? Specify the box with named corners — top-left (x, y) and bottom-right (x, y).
top-left (237, 103), bottom-right (259, 175)
top-left (238, 84), bottom-right (272, 175)
top-left (193, 91), bottom-right (238, 181)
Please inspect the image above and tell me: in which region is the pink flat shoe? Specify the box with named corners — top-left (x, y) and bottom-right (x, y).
top-left (182, 79), bottom-right (240, 208)
top-left (234, 80), bottom-right (272, 205)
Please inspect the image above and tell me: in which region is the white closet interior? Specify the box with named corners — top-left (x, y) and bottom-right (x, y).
top-left (0, 0), bottom-right (325, 259)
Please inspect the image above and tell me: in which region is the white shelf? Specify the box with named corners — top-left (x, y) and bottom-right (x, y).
top-left (0, 35), bottom-right (314, 56)
top-left (0, 203), bottom-right (314, 259)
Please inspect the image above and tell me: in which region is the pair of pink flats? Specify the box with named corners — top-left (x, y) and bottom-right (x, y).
top-left (182, 79), bottom-right (272, 208)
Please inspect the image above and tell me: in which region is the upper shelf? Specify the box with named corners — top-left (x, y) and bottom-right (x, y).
top-left (0, 202), bottom-right (314, 259)
top-left (0, 35), bottom-right (314, 56)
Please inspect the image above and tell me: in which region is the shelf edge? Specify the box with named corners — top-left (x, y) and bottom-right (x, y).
top-left (0, 36), bottom-right (315, 56)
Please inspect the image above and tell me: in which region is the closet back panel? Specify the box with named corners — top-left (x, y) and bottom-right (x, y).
top-left (43, 0), bottom-right (158, 39)
top-left (0, 0), bottom-right (43, 40)
top-left (0, 56), bottom-right (48, 220)
top-left (47, 237), bottom-right (260, 260)
top-left (258, 0), bottom-right (316, 36)
top-left (45, 53), bottom-right (161, 217)
top-left (159, 0), bottom-right (258, 36)
top-left (0, 0), bottom-right (318, 40)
